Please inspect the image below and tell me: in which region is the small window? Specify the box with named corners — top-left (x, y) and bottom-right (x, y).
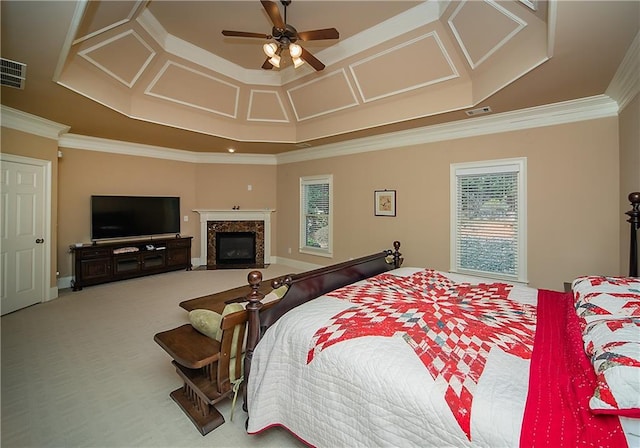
top-left (450, 158), bottom-right (527, 282)
top-left (300, 175), bottom-right (333, 257)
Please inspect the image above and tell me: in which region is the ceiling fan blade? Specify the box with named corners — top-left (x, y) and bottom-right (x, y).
top-left (222, 30), bottom-right (270, 39)
top-left (300, 47), bottom-right (325, 71)
top-left (261, 0), bottom-right (285, 29)
top-left (262, 58), bottom-right (274, 70)
top-left (297, 28), bottom-right (339, 41)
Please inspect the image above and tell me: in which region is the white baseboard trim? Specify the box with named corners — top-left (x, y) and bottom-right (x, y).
top-left (48, 286), bottom-right (59, 300)
top-left (58, 276), bottom-right (73, 290)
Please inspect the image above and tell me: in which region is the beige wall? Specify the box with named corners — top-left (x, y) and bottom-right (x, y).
top-left (55, 148), bottom-right (277, 278)
top-left (276, 117), bottom-right (621, 290)
top-left (1, 127), bottom-right (60, 288)
top-left (0, 113), bottom-right (627, 291)
top-left (619, 93), bottom-right (640, 274)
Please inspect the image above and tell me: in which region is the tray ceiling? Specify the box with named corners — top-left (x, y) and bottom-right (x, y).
top-left (1, 1), bottom-right (638, 154)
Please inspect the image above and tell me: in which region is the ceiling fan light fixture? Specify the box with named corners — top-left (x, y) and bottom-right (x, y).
top-left (293, 56), bottom-right (305, 68)
top-left (289, 43), bottom-right (302, 58)
top-left (269, 53), bottom-right (281, 68)
top-left (263, 42), bottom-right (278, 57)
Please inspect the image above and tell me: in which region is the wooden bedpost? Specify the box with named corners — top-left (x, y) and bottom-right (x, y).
top-left (627, 192), bottom-right (640, 277)
top-left (243, 270), bottom-right (264, 413)
top-left (392, 240), bottom-right (403, 268)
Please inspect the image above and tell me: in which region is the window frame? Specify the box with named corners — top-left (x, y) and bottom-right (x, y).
top-left (449, 157), bottom-right (527, 283)
top-left (299, 174), bottom-right (333, 257)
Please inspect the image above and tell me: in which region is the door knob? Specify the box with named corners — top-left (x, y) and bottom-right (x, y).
top-left (35, 238), bottom-right (44, 244)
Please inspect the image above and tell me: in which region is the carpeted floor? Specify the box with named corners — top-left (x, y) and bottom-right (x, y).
top-left (1, 265), bottom-right (307, 448)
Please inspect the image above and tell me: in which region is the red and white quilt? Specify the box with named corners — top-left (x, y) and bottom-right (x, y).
top-left (247, 268), bottom-right (636, 447)
top-left (307, 270), bottom-right (536, 438)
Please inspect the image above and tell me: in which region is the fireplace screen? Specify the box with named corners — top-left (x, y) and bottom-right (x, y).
top-left (216, 231), bottom-right (256, 265)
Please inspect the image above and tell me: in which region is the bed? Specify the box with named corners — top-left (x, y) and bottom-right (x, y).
top-left (239, 193), bottom-right (640, 447)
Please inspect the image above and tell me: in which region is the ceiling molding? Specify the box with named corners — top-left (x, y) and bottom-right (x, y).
top-left (606, 30), bottom-right (639, 112)
top-left (0, 106), bottom-right (70, 139)
top-left (276, 95), bottom-right (619, 164)
top-left (57, 133), bottom-right (278, 165)
top-left (2, 95), bottom-right (619, 166)
top-left (53, 0), bottom-right (88, 81)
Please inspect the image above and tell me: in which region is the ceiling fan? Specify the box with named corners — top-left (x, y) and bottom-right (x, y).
top-left (222, 0), bottom-right (339, 71)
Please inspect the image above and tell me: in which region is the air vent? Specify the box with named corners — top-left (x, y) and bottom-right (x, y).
top-left (465, 106), bottom-right (492, 117)
top-left (1, 58), bottom-right (27, 89)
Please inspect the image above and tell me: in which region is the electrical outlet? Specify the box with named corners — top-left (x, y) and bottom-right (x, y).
top-left (183, 215), bottom-right (189, 222)
top-left (247, 184), bottom-right (252, 191)
top-left (288, 247), bottom-right (292, 254)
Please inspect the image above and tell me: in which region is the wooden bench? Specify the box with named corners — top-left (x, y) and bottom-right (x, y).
top-left (154, 275), bottom-right (283, 435)
top-left (154, 308), bottom-right (248, 435)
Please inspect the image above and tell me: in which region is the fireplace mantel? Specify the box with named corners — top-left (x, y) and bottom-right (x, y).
top-left (193, 209), bottom-right (275, 267)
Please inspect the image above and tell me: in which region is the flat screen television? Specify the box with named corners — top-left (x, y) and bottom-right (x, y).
top-left (91, 195), bottom-right (180, 240)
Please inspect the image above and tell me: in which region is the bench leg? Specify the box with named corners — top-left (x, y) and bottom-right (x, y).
top-left (170, 385), bottom-right (225, 435)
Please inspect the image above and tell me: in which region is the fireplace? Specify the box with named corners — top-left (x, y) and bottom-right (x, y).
top-left (215, 232), bottom-right (256, 266)
top-left (194, 209), bottom-right (274, 269)
top-left (205, 219), bottom-right (266, 268)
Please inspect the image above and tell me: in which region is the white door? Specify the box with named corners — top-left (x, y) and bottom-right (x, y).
top-left (1, 155), bottom-right (49, 315)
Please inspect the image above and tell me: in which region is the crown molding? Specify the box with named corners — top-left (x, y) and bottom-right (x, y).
top-left (57, 133), bottom-right (277, 165)
top-left (0, 106), bottom-right (70, 139)
top-left (276, 95), bottom-right (619, 164)
top-left (606, 30), bottom-right (639, 112)
top-left (3, 95), bottom-right (618, 166)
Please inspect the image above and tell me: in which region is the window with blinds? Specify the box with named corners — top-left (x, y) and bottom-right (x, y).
top-left (450, 158), bottom-right (527, 282)
top-left (300, 175), bottom-right (333, 256)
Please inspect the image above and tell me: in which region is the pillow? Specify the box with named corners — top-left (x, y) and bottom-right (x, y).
top-left (581, 318), bottom-right (640, 416)
top-left (188, 303), bottom-right (245, 341)
top-left (188, 309), bottom-right (221, 340)
top-left (216, 303), bottom-right (245, 341)
top-left (247, 285), bottom-right (289, 308)
top-left (572, 276), bottom-right (640, 325)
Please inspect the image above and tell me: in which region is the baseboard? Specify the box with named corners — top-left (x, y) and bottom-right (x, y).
top-left (57, 276), bottom-right (73, 290)
top-left (48, 286), bottom-right (59, 300)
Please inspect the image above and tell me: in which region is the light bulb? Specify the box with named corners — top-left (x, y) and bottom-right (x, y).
top-left (293, 57), bottom-right (305, 68)
top-left (263, 42), bottom-right (278, 57)
top-left (269, 54), bottom-right (281, 68)
top-left (289, 43), bottom-right (302, 58)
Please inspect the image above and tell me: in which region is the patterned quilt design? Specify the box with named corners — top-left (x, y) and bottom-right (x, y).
top-left (307, 270), bottom-right (537, 439)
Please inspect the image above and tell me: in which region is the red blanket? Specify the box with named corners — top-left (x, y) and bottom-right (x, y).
top-left (520, 290), bottom-right (627, 447)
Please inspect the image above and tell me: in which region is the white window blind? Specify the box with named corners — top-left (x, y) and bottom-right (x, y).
top-left (300, 175), bottom-right (333, 256)
top-left (451, 159), bottom-right (527, 282)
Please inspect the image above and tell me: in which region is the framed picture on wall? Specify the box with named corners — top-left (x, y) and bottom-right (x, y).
top-left (374, 190), bottom-right (396, 217)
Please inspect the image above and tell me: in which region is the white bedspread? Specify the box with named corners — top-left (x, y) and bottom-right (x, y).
top-left (246, 269), bottom-right (538, 447)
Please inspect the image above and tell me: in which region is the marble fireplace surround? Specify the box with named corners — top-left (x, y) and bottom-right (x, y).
top-left (194, 210), bottom-right (274, 267)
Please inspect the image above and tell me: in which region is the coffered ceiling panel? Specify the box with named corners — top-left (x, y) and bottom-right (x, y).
top-left (73, 0), bottom-right (143, 43)
top-left (146, 61), bottom-right (240, 118)
top-left (287, 70), bottom-right (359, 121)
top-left (248, 90), bottom-right (289, 122)
top-left (79, 30), bottom-right (155, 87)
top-left (350, 32), bottom-right (459, 103)
top-left (449, 0), bottom-right (527, 69)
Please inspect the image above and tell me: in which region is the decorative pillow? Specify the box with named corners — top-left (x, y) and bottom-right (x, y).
top-left (572, 276), bottom-right (640, 325)
top-left (260, 285), bottom-right (288, 306)
top-left (215, 303), bottom-right (245, 341)
top-left (581, 318), bottom-right (640, 416)
top-left (188, 303), bottom-right (245, 341)
top-left (188, 309), bottom-right (221, 340)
